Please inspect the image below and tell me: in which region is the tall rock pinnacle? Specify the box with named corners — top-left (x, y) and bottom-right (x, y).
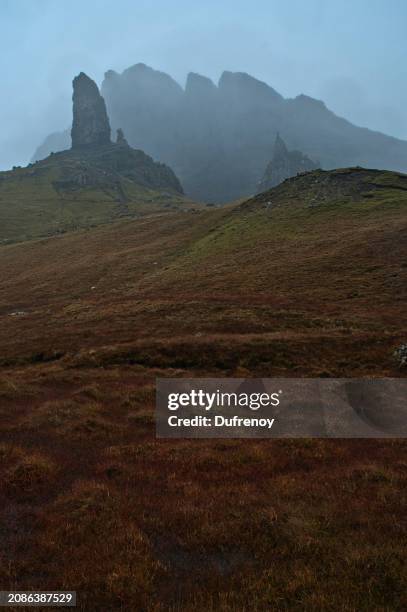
top-left (71, 72), bottom-right (111, 148)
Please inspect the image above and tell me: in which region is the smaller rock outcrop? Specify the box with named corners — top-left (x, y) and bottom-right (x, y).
top-left (71, 72), bottom-right (111, 148)
top-left (258, 134), bottom-right (319, 192)
top-left (116, 128), bottom-right (129, 146)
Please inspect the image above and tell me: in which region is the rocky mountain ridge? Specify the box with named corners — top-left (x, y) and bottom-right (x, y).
top-left (32, 63), bottom-right (407, 202)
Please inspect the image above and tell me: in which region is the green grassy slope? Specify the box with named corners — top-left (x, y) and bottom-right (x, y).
top-left (0, 145), bottom-right (198, 243)
top-left (143, 168), bottom-right (407, 318)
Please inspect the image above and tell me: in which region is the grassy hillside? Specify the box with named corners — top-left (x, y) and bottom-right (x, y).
top-left (0, 145), bottom-right (197, 244)
top-left (1, 167), bottom-right (405, 373)
top-left (0, 167), bottom-right (406, 609)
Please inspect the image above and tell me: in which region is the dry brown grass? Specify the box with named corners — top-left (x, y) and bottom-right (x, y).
top-left (0, 171), bottom-right (406, 609)
top-left (0, 364), bottom-right (406, 610)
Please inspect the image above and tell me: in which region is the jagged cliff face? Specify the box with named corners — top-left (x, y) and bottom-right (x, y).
top-left (101, 65), bottom-right (286, 202)
top-left (258, 134), bottom-right (319, 191)
top-left (71, 73), bottom-right (111, 148)
top-left (33, 64), bottom-right (407, 203)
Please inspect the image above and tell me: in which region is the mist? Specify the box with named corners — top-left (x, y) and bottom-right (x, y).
top-left (1, 0), bottom-right (406, 171)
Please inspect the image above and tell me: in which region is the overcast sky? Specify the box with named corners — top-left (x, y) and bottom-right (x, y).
top-left (1, 0), bottom-right (406, 169)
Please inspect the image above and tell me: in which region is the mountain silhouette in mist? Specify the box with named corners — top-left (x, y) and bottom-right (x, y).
top-left (32, 63), bottom-right (407, 202)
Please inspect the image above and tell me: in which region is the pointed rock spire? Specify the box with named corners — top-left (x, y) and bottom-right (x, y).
top-left (258, 134), bottom-right (319, 191)
top-left (71, 72), bottom-right (111, 148)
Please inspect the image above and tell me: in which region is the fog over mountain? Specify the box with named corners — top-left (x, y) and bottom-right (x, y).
top-left (1, 0), bottom-right (407, 172)
top-left (32, 63), bottom-right (407, 202)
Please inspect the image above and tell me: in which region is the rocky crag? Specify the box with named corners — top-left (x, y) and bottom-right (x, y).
top-left (0, 73), bottom-right (189, 243)
top-left (45, 72), bottom-right (184, 196)
top-left (55, 73), bottom-right (184, 194)
top-left (31, 72), bottom-right (183, 195)
top-left (258, 134), bottom-right (319, 191)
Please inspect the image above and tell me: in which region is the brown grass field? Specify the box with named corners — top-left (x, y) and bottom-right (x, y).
top-left (0, 168), bottom-right (406, 610)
